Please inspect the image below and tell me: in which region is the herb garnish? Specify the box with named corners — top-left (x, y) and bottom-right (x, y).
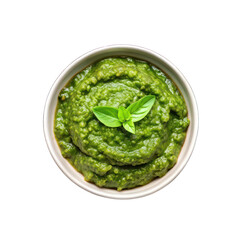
top-left (92, 95), bottom-right (155, 134)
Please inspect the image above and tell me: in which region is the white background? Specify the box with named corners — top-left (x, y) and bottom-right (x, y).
top-left (1, 0), bottom-right (239, 239)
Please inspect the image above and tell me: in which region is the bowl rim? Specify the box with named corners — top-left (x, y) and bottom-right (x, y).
top-left (43, 44), bottom-right (199, 199)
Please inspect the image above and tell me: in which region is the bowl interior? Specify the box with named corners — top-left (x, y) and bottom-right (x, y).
top-left (44, 45), bottom-right (198, 199)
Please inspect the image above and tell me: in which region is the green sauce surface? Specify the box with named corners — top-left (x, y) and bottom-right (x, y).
top-left (54, 57), bottom-right (189, 190)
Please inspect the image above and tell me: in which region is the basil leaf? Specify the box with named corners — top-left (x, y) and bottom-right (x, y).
top-left (123, 119), bottom-right (135, 134)
top-left (127, 95), bottom-right (156, 122)
top-left (118, 106), bottom-right (131, 122)
top-left (92, 106), bottom-right (121, 127)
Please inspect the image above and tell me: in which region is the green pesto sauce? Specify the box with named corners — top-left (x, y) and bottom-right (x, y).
top-left (54, 57), bottom-right (189, 191)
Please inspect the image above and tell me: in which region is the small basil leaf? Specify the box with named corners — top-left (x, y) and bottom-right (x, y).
top-left (127, 95), bottom-right (156, 122)
top-left (118, 106), bottom-right (131, 122)
top-left (123, 119), bottom-right (135, 134)
top-left (92, 106), bottom-right (122, 127)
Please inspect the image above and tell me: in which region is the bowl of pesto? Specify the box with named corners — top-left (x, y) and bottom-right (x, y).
top-left (44, 45), bottom-right (198, 199)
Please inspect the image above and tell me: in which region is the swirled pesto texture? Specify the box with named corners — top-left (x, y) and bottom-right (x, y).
top-left (54, 57), bottom-right (189, 190)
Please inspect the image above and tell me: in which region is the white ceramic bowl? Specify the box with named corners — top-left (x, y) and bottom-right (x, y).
top-left (43, 45), bottom-right (198, 199)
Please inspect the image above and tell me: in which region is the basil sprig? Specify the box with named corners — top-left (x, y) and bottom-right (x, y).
top-left (92, 95), bottom-right (155, 134)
